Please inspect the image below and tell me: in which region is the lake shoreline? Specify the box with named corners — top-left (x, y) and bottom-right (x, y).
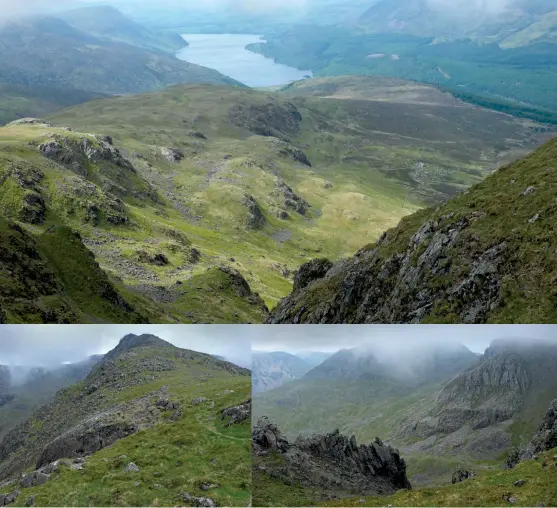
top-left (176, 33), bottom-right (312, 88)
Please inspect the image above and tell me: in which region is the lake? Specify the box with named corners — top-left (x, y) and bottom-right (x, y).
top-left (176, 34), bottom-right (313, 88)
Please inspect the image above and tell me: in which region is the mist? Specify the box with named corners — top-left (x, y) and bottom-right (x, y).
top-left (0, 0), bottom-right (78, 20)
top-left (0, 325), bottom-right (252, 371)
top-left (425, 0), bottom-right (512, 13)
top-left (252, 324), bottom-right (557, 356)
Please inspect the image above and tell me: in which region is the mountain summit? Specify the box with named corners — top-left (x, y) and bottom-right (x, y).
top-left (102, 333), bottom-right (175, 362)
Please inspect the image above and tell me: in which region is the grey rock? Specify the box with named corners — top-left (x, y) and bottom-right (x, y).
top-left (161, 147), bottom-right (184, 163)
top-left (513, 480), bottom-right (526, 487)
top-left (182, 492), bottom-right (217, 507)
top-left (124, 462), bottom-right (140, 473)
top-left (243, 195), bottom-right (266, 229)
top-left (20, 471), bottom-right (50, 488)
top-left (221, 399), bottom-right (251, 426)
top-left (199, 482), bottom-right (220, 491)
top-left (40, 461), bottom-right (59, 474)
top-left (253, 418), bottom-right (410, 496)
top-left (293, 258), bottom-right (334, 292)
top-left (0, 490), bottom-right (19, 506)
top-left (521, 186), bottom-right (536, 196)
top-left (530, 399), bottom-right (557, 453)
top-left (37, 419), bottom-right (138, 468)
top-left (268, 213), bottom-right (508, 324)
top-left (25, 496), bottom-right (35, 507)
top-left (451, 469), bottom-right (474, 484)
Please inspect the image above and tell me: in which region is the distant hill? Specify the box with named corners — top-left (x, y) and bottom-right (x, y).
top-left (252, 352), bottom-right (312, 393)
top-left (0, 84), bottom-right (106, 126)
top-left (57, 5), bottom-right (186, 53)
top-left (0, 8), bottom-right (243, 123)
top-left (357, 0), bottom-right (557, 44)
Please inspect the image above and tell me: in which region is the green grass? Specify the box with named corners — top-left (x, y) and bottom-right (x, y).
top-left (0, 346), bottom-right (251, 507)
top-left (0, 78), bottom-right (549, 322)
top-left (324, 449), bottom-right (557, 507)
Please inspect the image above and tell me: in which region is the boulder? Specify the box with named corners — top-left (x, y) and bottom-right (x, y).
top-left (451, 468), bottom-right (474, 484)
top-left (20, 471), bottom-right (50, 488)
top-left (160, 147), bottom-right (184, 163)
top-left (124, 462), bottom-right (140, 473)
top-left (221, 399), bottom-right (251, 426)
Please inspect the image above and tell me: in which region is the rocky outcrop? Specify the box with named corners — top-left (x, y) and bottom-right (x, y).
top-left (252, 417), bottom-right (291, 455)
top-left (293, 259), bottom-right (334, 292)
top-left (275, 141), bottom-right (312, 167)
top-left (37, 419), bottom-right (138, 468)
top-left (253, 418), bottom-right (410, 496)
top-left (136, 251), bottom-right (169, 266)
top-left (217, 266), bottom-right (269, 314)
top-left (451, 469), bottom-right (475, 484)
top-left (160, 147), bottom-right (184, 163)
top-left (221, 399), bottom-right (251, 426)
top-left (268, 212), bottom-right (509, 323)
top-left (243, 195), bottom-right (266, 229)
top-left (0, 490), bottom-right (19, 506)
top-left (39, 134), bottom-right (137, 178)
top-left (274, 180), bottom-right (311, 216)
top-left (229, 101), bottom-right (302, 141)
top-left (19, 193), bottom-right (46, 225)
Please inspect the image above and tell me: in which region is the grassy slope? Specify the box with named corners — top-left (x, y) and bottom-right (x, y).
top-left (254, 448), bottom-right (557, 507)
top-left (39, 79), bottom-right (547, 311)
top-left (0, 346), bottom-right (251, 507)
top-left (0, 84), bottom-right (107, 127)
top-left (326, 449), bottom-right (557, 507)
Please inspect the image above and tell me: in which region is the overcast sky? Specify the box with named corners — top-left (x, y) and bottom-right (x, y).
top-left (0, 0), bottom-right (519, 20)
top-left (251, 325), bottom-right (557, 354)
top-left (0, 325), bottom-right (251, 368)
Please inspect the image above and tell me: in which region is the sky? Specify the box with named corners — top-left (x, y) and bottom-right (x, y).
top-left (250, 324), bottom-right (557, 354)
top-left (0, 325), bottom-right (251, 368)
top-left (0, 0), bottom-right (518, 19)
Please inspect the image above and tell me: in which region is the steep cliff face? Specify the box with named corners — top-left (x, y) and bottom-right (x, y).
top-left (268, 138), bottom-right (557, 324)
top-left (398, 340), bottom-right (557, 458)
top-left (253, 417), bottom-right (410, 501)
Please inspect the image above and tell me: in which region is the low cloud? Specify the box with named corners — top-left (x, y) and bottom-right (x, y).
top-left (0, 325), bottom-right (251, 368)
top-left (425, 0), bottom-right (512, 14)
